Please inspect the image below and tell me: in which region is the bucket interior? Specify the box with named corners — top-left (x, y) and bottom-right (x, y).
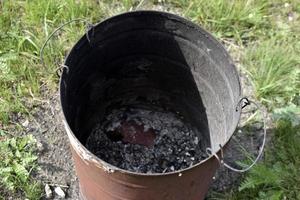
top-left (61, 11), bottom-right (242, 168)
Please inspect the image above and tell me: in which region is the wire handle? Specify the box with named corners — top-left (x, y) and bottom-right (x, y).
top-left (40, 18), bottom-right (94, 71)
top-left (207, 98), bottom-right (267, 173)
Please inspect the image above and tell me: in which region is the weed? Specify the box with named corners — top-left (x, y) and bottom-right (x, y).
top-left (0, 134), bottom-right (42, 199)
top-left (273, 103), bottom-right (300, 126)
top-left (236, 119), bottom-right (300, 199)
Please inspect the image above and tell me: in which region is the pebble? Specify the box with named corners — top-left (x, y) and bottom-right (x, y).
top-left (22, 119), bottom-right (29, 127)
top-left (37, 141), bottom-right (44, 152)
top-left (45, 184), bottom-right (52, 198)
top-left (54, 187), bottom-right (65, 198)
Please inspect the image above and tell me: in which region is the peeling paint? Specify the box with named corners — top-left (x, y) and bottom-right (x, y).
top-left (63, 120), bottom-right (117, 173)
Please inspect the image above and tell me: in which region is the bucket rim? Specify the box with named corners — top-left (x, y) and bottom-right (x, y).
top-left (60, 10), bottom-right (242, 176)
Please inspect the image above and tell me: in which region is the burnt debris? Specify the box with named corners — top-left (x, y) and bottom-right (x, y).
top-left (86, 107), bottom-right (207, 173)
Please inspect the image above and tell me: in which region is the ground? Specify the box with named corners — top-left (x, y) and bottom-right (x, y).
top-left (0, 0), bottom-right (299, 200)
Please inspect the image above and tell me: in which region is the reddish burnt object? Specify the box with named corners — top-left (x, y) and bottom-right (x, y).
top-left (117, 121), bottom-right (156, 147)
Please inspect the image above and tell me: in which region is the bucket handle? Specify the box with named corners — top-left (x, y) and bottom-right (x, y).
top-left (40, 18), bottom-right (94, 75)
top-left (207, 97), bottom-right (267, 173)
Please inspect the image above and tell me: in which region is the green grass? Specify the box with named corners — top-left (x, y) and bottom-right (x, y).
top-left (1, 0), bottom-right (300, 199)
top-left (242, 36), bottom-right (300, 108)
top-left (236, 119), bottom-right (300, 200)
top-left (168, 0), bottom-right (270, 42)
top-left (0, 0), bottom-right (142, 124)
top-left (0, 134), bottom-right (42, 199)
top-left (0, 0), bottom-right (94, 123)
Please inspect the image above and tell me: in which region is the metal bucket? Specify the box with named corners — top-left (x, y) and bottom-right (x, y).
top-left (58, 11), bottom-right (264, 200)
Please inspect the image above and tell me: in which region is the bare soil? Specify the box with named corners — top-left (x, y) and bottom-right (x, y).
top-left (16, 92), bottom-right (80, 200)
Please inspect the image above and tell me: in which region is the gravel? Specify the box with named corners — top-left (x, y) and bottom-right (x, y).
top-left (86, 107), bottom-right (207, 173)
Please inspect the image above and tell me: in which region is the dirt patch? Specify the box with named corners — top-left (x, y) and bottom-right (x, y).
top-left (19, 93), bottom-right (80, 200)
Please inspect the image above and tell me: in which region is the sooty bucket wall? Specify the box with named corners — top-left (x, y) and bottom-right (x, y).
top-left (58, 11), bottom-right (264, 200)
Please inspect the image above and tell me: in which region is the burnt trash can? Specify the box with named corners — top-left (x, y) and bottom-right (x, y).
top-left (58, 11), bottom-right (261, 200)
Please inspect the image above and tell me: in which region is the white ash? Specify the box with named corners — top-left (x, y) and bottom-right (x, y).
top-left (86, 107), bottom-right (207, 173)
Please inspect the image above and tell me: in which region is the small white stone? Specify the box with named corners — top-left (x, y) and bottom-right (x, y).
top-left (54, 187), bottom-right (65, 198)
top-left (45, 184), bottom-right (52, 198)
top-left (178, 173), bottom-right (182, 177)
top-left (22, 119), bottom-right (29, 127)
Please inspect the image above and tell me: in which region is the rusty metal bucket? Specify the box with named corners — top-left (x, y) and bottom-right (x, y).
top-left (57, 11), bottom-right (266, 200)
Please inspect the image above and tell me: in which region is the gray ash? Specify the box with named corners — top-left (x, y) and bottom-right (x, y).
top-left (86, 107), bottom-right (207, 173)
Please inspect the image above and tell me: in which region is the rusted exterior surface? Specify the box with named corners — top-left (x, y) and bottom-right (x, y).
top-left (63, 120), bottom-right (220, 200)
top-left (73, 143), bottom-right (218, 200)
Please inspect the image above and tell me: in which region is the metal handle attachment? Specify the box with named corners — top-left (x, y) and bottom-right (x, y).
top-left (207, 97), bottom-right (267, 173)
top-left (40, 18), bottom-right (94, 71)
